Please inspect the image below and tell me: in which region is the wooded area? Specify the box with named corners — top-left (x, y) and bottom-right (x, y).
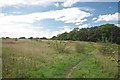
top-left (51, 24), bottom-right (120, 44)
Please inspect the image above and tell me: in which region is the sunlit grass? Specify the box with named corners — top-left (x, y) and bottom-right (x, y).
top-left (2, 39), bottom-right (118, 78)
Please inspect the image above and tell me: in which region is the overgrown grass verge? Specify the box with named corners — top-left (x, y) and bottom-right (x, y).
top-left (2, 39), bottom-right (85, 78)
top-left (72, 42), bottom-right (118, 78)
top-left (28, 54), bottom-right (84, 78)
top-left (2, 39), bottom-right (118, 78)
top-left (72, 54), bottom-right (118, 78)
top-left (99, 43), bottom-right (118, 56)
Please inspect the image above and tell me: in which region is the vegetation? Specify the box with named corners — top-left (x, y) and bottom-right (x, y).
top-left (51, 24), bottom-right (120, 44)
top-left (75, 42), bottom-right (86, 53)
top-left (2, 39), bottom-right (118, 78)
top-left (99, 43), bottom-right (118, 57)
top-left (19, 37), bottom-right (26, 39)
top-left (1, 24), bottom-right (119, 78)
top-left (52, 40), bottom-right (68, 53)
top-left (0, 39), bottom-right (2, 79)
top-left (72, 43), bottom-right (118, 78)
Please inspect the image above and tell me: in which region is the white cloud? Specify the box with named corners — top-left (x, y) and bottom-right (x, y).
top-left (92, 17), bottom-right (97, 20)
top-left (0, 0), bottom-right (119, 8)
top-left (0, 7), bottom-right (90, 38)
top-left (0, 7), bottom-right (90, 24)
top-left (61, 26), bottom-right (73, 33)
top-left (78, 24), bottom-right (90, 29)
top-left (62, 0), bottom-right (80, 7)
top-left (95, 12), bottom-right (119, 22)
top-left (0, 0), bottom-right (65, 7)
top-left (51, 26), bottom-right (73, 36)
top-left (75, 19), bottom-right (87, 25)
top-left (53, 8), bottom-right (91, 23)
top-left (54, 3), bottom-right (60, 7)
top-left (62, 0), bottom-right (119, 7)
top-left (79, 7), bottom-right (95, 12)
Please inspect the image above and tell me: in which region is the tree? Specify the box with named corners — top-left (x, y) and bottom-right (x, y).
top-left (5, 37), bottom-right (10, 39)
top-left (51, 24), bottom-right (120, 44)
top-left (40, 37), bottom-right (47, 40)
top-left (19, 37), bottom-right (26, 39)
top-left (28, 37), bottom-right (33, 40)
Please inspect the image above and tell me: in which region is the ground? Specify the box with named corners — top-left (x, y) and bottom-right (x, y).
top-left (1, 39), bottom-right (118, 78)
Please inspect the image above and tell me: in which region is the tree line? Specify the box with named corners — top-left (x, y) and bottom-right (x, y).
top-left (51, 24), bottom-right (120, 44)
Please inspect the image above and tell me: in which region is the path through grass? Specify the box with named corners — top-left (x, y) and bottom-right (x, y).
top-left (2, 39), bottom-right (118, 78)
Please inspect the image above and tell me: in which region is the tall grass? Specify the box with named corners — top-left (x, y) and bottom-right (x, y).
top-left (75, 42), bottom-right (86, 54)
top-left (2, 39), bottom-right (118, 78)
top-left (52, 40), bottom-right (67, 53)
top-left (0, 39), bottom-right (2, 79)
top-left (98, 42), bottom-right (118, 60)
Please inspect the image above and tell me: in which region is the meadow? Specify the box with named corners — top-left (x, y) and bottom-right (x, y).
top-left (2, 39), bottom-right (119, 78)
top-left (0, 39), bottom-right (2, 79)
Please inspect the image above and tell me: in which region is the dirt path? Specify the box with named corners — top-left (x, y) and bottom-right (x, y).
top-left (66, 54), bottom-right (89, 78)
top-left (66, 60), bottom-right (81, 78)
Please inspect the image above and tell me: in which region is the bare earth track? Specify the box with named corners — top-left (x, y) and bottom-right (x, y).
top-left (66, 54), bottom-right (90, 78)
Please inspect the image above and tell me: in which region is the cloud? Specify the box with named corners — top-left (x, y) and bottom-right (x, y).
top-left (1, 7), bottom-right (90, 38)
top-left (0, 19), bottom-right (46, 38)
top-left (51, 26), bottom-right (73, 36)
top-left (94, 12), bottom-right (119, 22)
top-left (54, 8), bottom-right (91, 23)
top-left (79, 7), bottom-right (95, 12)
top-left (0, 7), bottom-right (91, 24)
top-left (78, 24), bottom-right (90, 29)
top-left (0, 0), bottom-right (65, 7)
top-left (0, 0), bottom-right (119, 8)
top-left (60, 26), bottom-right (73, 33)
top-left (75, 19), bottom-right (87, 25)
top-left (62, 0), bottom-right (119, 7)
top-left (92, 17), bottom-right (97, 20)
top-left (54, 2), bottom-right (60, 7)
top-left (62, 0), bottom-right (80, 7)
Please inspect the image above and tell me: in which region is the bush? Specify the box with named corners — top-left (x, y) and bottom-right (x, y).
top-left (75, 42), bottom-right (86, 53)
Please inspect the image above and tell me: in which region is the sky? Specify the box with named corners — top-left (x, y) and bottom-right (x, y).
top-left (0, 0), bottom-right (119, 38)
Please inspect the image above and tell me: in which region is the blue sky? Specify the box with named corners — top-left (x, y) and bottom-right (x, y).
top-left (0, 0), bottom-right (119, 38)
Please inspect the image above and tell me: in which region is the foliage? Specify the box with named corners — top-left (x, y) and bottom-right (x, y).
top-left (19, 37), bottom-right (26, 39)
top-left (28, 37), bottom-right (33, 40)
top-left (40, 37), bottom-right (47, 40)
top-left (2, 39), bottom-right (118, 78)
top-left (51, 24), bottom-right (120, 44)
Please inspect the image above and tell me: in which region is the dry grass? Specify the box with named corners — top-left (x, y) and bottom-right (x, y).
top-left (2, 39), bottom-right (118, 78)
top-left (93, 43), bottom-right (118, 77)
top-left (2, 39), bottom-right (81, 78)
top-left (0, 39), bottom-right (2, 78)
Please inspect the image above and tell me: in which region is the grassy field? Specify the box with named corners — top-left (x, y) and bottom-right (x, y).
top-left (0, 39), bottom-right (2, 79)
top-left (2, 39), bottom-right (118, 78)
